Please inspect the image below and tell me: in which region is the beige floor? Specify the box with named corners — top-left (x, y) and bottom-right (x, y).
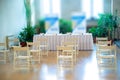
top-left (0, 45), bottom-right (120, 80)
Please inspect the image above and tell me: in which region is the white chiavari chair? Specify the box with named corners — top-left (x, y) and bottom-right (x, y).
top-left (61, 38), bottom-right (78, 63)
top-left (97, 45), bottom-right (117, 69)
top-left (13, 46), bottom-right (31, 70)
top-left (27, 41), bottom-right (41, 63)
top-left (57, 46), bottom-right (74, 70)
top-left (37, 37), bottom-right (49, 56)
top-left (96, 40), bottom-right (112, 58)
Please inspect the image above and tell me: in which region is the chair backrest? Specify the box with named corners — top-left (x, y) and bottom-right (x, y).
top-left (57, 46), bottom-right (74, 51)
top-left (96, 37), bottom-right (108, 43)
top-left (57, 46), bottom-right (74, 55)
top-left (62, 37), bottom-right (77, 42)
top-left (8, 38), bottom-right (20, 49)
top-left (13, 46), bottom-right (28, 51)
top-left (61, 37), bottom-right (77, 46)
top-left (0, 43), bottom-right (7, 50)
top-left (27, 42), bottom-right (33, 50)
top-left (13, 47), bottom-right (29, 57)
top-left (27, 41), bottom-right (40, 50)
top-left (61, 41), bottom-right (76, 46)
top-left (61, 37), bottom-right (78, 51)
top-left (96, 40), bottom-right (112, 51)
top-left (98, 45), bottom-right (116, 55)
top-left (97, 40), bottom-right (112, 46)
top-left (37, 37), bottom-right (48, 45)
top-left (98, 45), bottom-right (116, 50)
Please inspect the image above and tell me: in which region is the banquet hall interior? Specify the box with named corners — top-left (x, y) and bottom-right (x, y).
top-left (0, 0), bottom-right (120, 80)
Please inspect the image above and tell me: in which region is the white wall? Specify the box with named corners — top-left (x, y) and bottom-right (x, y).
top-left (0, 0), bottom-right (26, 42)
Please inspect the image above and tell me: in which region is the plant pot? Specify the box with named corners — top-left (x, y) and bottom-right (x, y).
top-left (35, 27), bottom-right (40, 34)
top-left (20, 42), bottom-right (27, 47)
top-left (93, 37), bottom-right (96, 43)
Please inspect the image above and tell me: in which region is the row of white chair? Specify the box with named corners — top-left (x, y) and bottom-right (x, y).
top-left (13, 37), bottom-right (49, 70)
top-left (0, 37), bottom-right (79, 71)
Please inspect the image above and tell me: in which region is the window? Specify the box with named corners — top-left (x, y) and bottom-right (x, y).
top-left (40, 0), bottom-right (61, 18)
top-left (82, 0), bottom-right (103, 19)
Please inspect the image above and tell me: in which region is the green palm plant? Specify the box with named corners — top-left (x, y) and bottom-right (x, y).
top-left (24, 0), bottom-right (31, 27)
top-left (59, 19), bottom-right (72, 34)
top-left (18, 26), bottom-right (35, 43)
top-left (97, 13), bottom-right (119, 40)
top-left (88, 27), bottom-right (97, 38)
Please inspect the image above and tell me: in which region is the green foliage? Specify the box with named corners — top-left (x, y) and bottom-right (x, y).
top-left (96, 27), bottom-right (108, 37)
top-left (34, 20), bottom-right (45, 34)
top-left (24, 0), bottom-right (31, 27)
top-left (59, 19), bottom-right (72, 34)
top-left (89, 13), bottom-right (119, 39)
top-left (98, 14), bottom-right (113, 31)
top-left (97, 13), bottom-right (119, 39)
top-left (34, 19), bottom-right (72, 34)
top-left (88, 27), bottom-right (97, 37)
top-left (39, 20), bottom-right (46, 33)
top-left (18, 26), bottom-right (35, 42)
top-left (89, 26), bottom-right (108, 38)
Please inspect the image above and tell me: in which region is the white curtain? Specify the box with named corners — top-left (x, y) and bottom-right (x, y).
top-left (82, 0), bottom-right (103, 19)
top-left (40, 0), bottom-right (61, 18)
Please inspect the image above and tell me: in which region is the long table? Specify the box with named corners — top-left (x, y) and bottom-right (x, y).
top-left (33, 33), bottom-right (93, 50)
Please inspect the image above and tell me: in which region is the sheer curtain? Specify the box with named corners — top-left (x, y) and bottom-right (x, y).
top-left (82, 0), bottom-right (103, 19)
top-left (40, 0), bottom-right (61, 18)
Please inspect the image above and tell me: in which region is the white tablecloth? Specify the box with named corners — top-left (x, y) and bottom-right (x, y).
top-left (33, 33), bottom-right (93, 50)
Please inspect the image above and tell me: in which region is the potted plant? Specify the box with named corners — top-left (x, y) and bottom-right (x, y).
top-left (97, 13), bottom-right (120, 40)
top-left (88, 25), bottom-right (108, 43)
top-left (89, 13), bottom-right (119, 43)
top-left (59, 19), bottom-right (72, 34)
top-left (18, 26), bottom-right (35, 47)
top-left (34, 20), bottom-right (46, 34)
top-left (88, 27), bottom-right (97, 43)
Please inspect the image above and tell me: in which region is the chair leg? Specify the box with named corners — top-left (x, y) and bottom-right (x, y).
top-left (47, 50), bottom-right (48, 56)
top-left (74, 52), bottom-right (76, 64)
top-left (114, 57), bottom-right (117, 70)
top-left (13, 59), bottom-right (16, 70)
top-left (27, 58), bottom-right (30, 70)
top-left (39, 52), bottom-right (40, 63)
top-left (4, 52), bottom-right (6, 64)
